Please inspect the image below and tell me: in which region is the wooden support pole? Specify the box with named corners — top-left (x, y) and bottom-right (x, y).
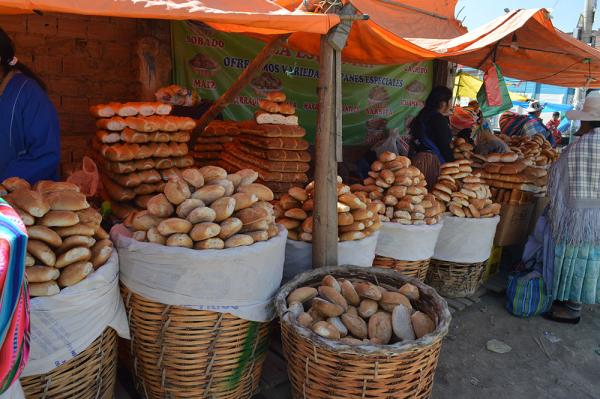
top-left (194, 34), bottom-right (289, 133)
top-left (312, 36), bottom-right (339, 268)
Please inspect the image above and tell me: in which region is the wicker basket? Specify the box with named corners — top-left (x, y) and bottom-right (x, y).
top-left (426, 259), bottom-right (486, 298)
top-left (373, 255), bottom-right (431, 281)
top-left (21, 328), bottom-right (117, 399)
top-left (276, 266), bottom-right (451, 399)
top-left (121, 285), bottom-right (270, 399)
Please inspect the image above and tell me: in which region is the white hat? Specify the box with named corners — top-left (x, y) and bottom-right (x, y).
top-left (567, 92), bottom-right (600, 121)
top-left (525, 101), bottom-right (544, 113)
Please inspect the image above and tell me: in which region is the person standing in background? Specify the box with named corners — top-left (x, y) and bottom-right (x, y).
top-left (522, 101), bottom-right (555, 146)
top-left (546, 111), bottom-right (562, 146)
top-left (409, 86), bottom-right (454, 188)
top-left (0, 27), bottom-right (60, 184)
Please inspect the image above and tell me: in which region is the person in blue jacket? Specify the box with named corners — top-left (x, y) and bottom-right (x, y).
top-left (0, 28), bottom-right (60, 184)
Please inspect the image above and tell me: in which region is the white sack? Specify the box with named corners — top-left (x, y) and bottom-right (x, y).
top-left (376, 222), bottom-right (443, 261)
top-left (113, 224), bottom-right (287, 322)
top-left (433, 215), bottom-right (500, 263)
top-left (1, 381), bottom-right (24, 399)
top-left (283, 231), bottom-right (379, 282)
top-left (22, 252), bottom-right (129, 377)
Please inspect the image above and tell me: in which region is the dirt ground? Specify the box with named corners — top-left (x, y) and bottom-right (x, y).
top-left (432, 294), bottom-right (600, 399)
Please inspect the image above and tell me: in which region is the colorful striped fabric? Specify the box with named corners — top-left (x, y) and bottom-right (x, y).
top-left (499, 111), bottom-right (528, 137)
top-left (0, 198), bottom-right (30, 394)
top-left (505, 271), bottom-right (551, 318)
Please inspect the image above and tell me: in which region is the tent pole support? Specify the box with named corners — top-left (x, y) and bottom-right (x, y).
top-left (194, 34), bottom-right (290, 133)
top-left (313, 35), bottom-right (339, 269)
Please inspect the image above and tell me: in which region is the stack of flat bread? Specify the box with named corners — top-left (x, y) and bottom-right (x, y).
top-left (255, 91), bottom-right (298, 126)
top-left (89, 102), bottom-right (196, 211)
top-left (193, 120), bottom-right (240, 167)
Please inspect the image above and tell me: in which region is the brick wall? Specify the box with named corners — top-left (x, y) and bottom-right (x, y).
top-left (0, 13), bottom-right (171, 175)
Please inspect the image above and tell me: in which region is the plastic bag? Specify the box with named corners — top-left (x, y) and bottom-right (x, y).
top-left (66, 156), bottom-right (99, 197)
top-left (372, 128), bottom-right (402, 157)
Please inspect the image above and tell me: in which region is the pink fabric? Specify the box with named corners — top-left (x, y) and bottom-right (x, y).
top-left (484, 64), bottom-right (502, 107)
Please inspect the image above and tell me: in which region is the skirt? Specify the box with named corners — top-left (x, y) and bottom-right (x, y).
top-left (553, 242), bottom-right (600, 304)
top-left (410, 151), bottom-right (440, 190)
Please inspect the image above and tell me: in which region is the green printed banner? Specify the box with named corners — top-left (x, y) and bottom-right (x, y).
top-left (172, 21), bottom-right (432, 145)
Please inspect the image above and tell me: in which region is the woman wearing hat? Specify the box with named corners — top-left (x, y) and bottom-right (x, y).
top-left (540, 93), bottom-right (600, 323)
top-left (522, 101), bottom-right (555, 146)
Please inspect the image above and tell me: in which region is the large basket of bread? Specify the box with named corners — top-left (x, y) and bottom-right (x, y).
top-left (351, 151), bottom-right (445, 281)
top-left (116, 166), bottom-right (284, 399)
top-left (276, 266), bottom-right (451, 399)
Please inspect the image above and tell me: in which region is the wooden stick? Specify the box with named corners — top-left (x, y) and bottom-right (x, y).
top-left (194, 34), bottom-right (290, 133)
top-left (313, 35), bottom-right (339, 268)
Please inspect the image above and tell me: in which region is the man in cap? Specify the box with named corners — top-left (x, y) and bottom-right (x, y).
top-left (522, 101), bottom-right (555, 145)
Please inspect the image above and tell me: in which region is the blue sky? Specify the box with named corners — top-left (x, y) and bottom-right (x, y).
top-left (456, 0), bottom-right (599, 32)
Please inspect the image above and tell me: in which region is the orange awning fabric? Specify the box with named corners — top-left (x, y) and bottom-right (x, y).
top-left (0, 0), bottom-right (339, 35)
top-left (412, 9), bottom-right (600, 88)
top-left (276, 0), bottom-right (466, 64)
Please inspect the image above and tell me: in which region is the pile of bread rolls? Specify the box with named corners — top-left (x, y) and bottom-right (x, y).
top-left (502, 134), bottom-right (558, 166)
top-left (128, 166), bottom-right (279, 250)
top-left (193, 120), bottom-right (240, 168)
top-left (286, 275), bottom-right (435, 345)
top-left (2, 177), bottom-right (113, 297)
top-left (431, 160), bottom-right (501, 218)
top-left (450, 137), bottom-right (474, 160)
top-left (274, 177), bottom-right (382, 242)
top-left (255, 91), bottom-right (298, 126)
top-left (89, 102), bottom-right (196, 208)
top-left (351, 152), bottom-right (445, 225)
top-left (220, 114), bottom-right (310, 198)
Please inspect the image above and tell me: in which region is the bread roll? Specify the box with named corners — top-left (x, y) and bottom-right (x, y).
top-left (411, 311), bottom-right (435, 338)
top-left (146, 227), bottom-right (166, 246)
top-left (218, 218), bottom-right (243, 240)
top-left (236, 207), bottom-right (269, 226)
top-left (246, 230), bottom-right (269, 242)
top-left (7, 189), bottom-right (50, 217)
top-left (164, 178), bottom-right (191, 205)
top-left (340, 231), bottom-right (365, 241)
top-left (224, 234), bottom-right (254, 248)
top-left (190, 222), bottom-right (221, 241)
top-left (13, 206), bottom-right (34, 226)
top-left (235, 169), bottom-right (259, 186)
top-left (182, 168), bottom-right (204, 188)
top-left (27, 265), bottom-right (60, 283)
top-left (198, 166), bottom-right (227, 182)
top-left (28, 226), bottom-right (62, 247)
top-left (301, 216), bottom-right (313, 234)
top-left (56, 247), bottom-right (92, 269)
top-left (147, 194), bottom-right (175, 218)
top-left (186, 206), bottom-right (217, 224)
top-left (34, 180), bottom-right (80, 194)
top-left (25, 253), bottom-right (35, 267)
top-left (166, 234), bottom-right (193, 248)
top-left (157, 218), bottom-right (192, 235)
top-left (91, 239), bottom-right (113, 269)
top-left (240, 219), bottom-right (269, 233)
top-left (232, 192), bottom-right (258, 211)
top-left (55, 223), bottom-right (97, 238)
top-left (192, 185), bottom-right (226, 204)
top-left (237, 183), bottom-right (274, 201)
top-left (337, 212), bottom-right (354, 226)
top-left (176, 199), bottom-right (205, 218)
top-left (27, 240), bottom-right (56, 267)
top-left (2, 177), bottom-right (30, 192)
top-left (29, 280), bottom-right (60, 297)
top-left (57, 235), bottom-right (96, 254)
top-left (194, 238), bottom-right (225, 250)
top-left (58, 261), bottom-right (93, 287)
top-left (38, 210), bottom-right (79, 227)
top-left (45, 191), bottom-right (89, 211)
top-left (132, 210), bottom-right (163, 231)
top-left (76, 208), bottom-right (102, 226)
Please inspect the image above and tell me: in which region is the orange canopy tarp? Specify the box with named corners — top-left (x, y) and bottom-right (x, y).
top-left (276, 0), bottom-right (466, 64)
top-left (0, 0), bottom-right (339, 35)
top-left (412, 9), bottom-right (600, 88)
